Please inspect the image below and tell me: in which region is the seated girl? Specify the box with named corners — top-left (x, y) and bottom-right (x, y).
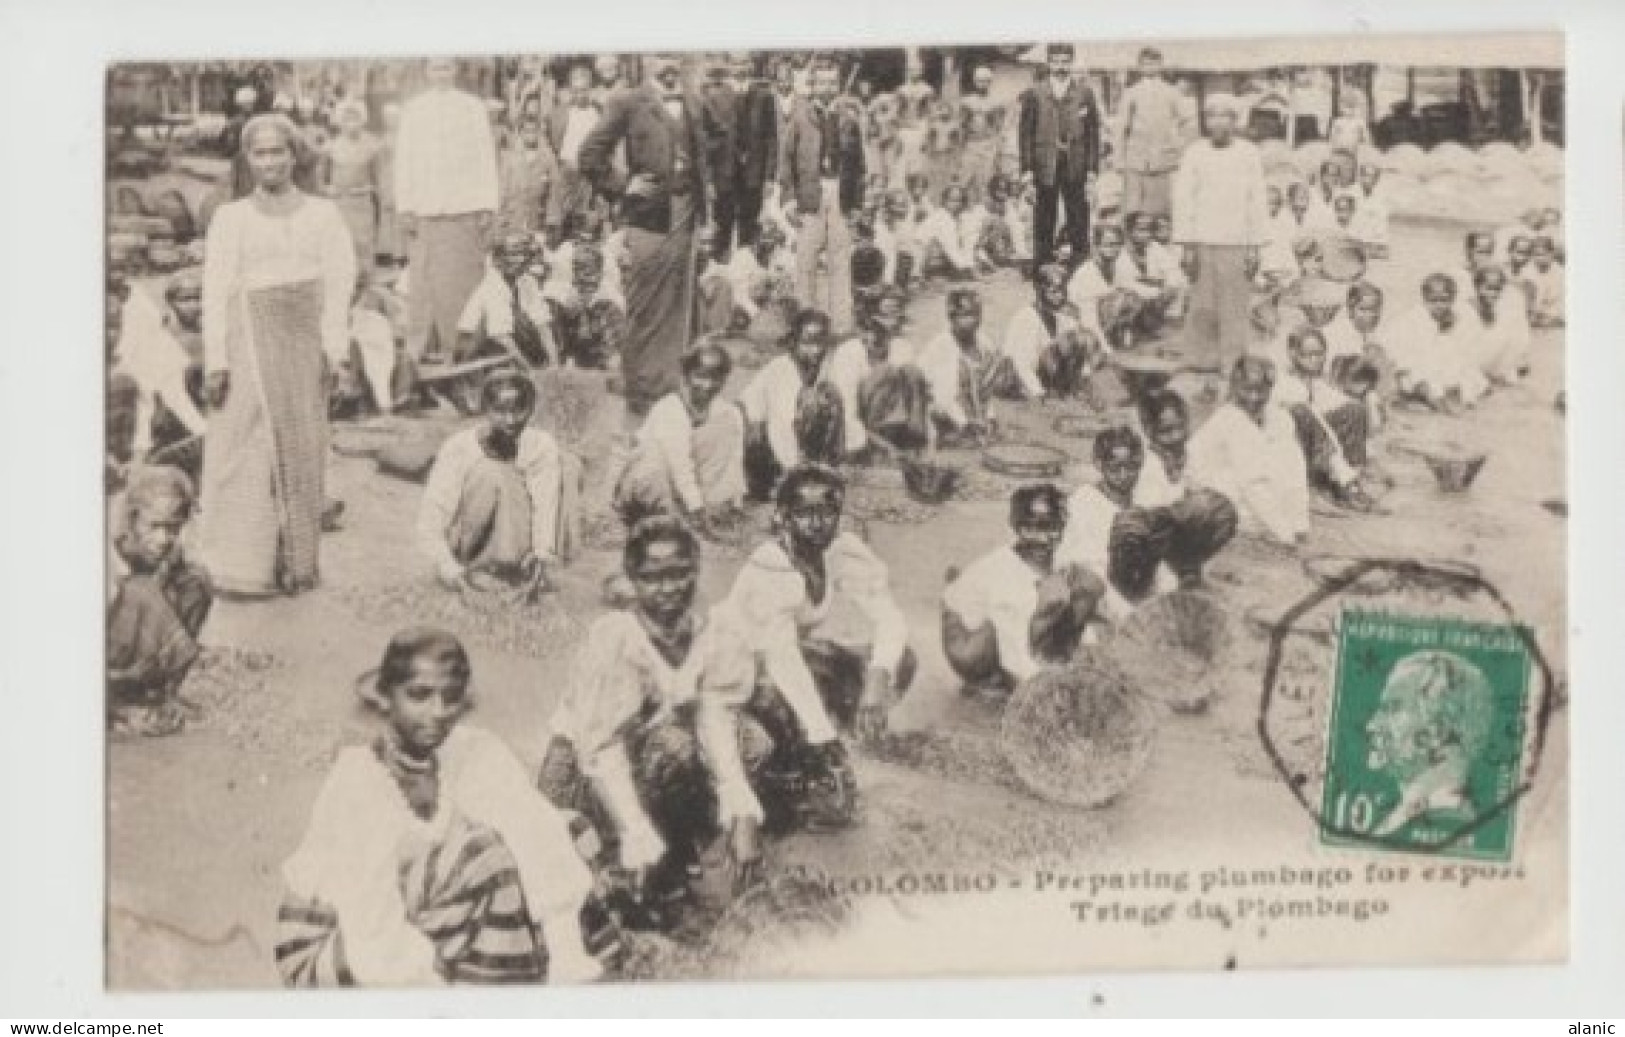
top-left (941, 483), bottom-right (1104, 695)
top-left (739, 308), bottom-right (845, 501)
top-left (538, 519), bottom-right (771, 916)
top-left (107, 466), bottom-right (214, 737)
top-left (1060, 424), bottom-right (1237, 621)
top-left (277, 627), bottom-right (601, 986)
top-left (722, 464), bottom-right (916, 830)
top-left (613, 338), bottom-right (747, 533)
top-left (417, 371), bottom-right (580, 591)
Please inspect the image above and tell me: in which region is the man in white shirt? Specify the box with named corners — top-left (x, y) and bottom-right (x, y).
top-left (417, 371), bottom-right (576, 591)
top-left (1172, 92), bottom-right (1268, 376)
top-left (1188, 356), bottom-right (1311, 545)
top-left (826, 286), bottom-right (930, 461)
top-left (395, 57), bottom-right (501, 364)
top-left (1391, 273), bottom-right (1490, 410)
top-left (739, 307), bottom-right (844, 499)
top-left (942, 483), bottom-right (1105, 694)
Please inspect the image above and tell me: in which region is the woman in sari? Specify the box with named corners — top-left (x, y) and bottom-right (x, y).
top-left (200, 114), bottom-right (356, 596)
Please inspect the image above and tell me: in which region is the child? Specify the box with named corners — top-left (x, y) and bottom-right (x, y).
top-left (277, 628), bottom-right (602, 986)
top-left (455, 233), bottom-right (555, 366)
top-left (543, 245), bottom-right (626, 370)
top-left (107, 466), bottom-right (214, 737)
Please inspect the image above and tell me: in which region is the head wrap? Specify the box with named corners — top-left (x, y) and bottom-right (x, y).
top-left (239, 113), bottom-right (300, 155)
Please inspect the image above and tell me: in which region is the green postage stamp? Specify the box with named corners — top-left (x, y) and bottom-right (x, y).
top-left (1321, 610), bottom-right (1534, 860)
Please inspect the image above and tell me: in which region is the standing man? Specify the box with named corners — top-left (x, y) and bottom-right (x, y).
top-left (701, 58), bottom-right (742, 261)
top-left (592, 54), bottom-right (625, 107)
top-left (545, 63), bottom-right (602, 246)
top-left (395, 56), bottom-right (500, 364)
top-left (1118, 47), bottom-right (1190, 221)
top-left (780, 61), bottom-right (867, 336)
top-left (732, 53), bottom-right (779, 250)
top-left (958, 64), bottom-right (1008, 203)
top-left (1172, 93), bottom-right (1268, 377)
top-left (577, 53), bottom-right (709, 418)
top-left (1018, 43), bottom-right (1101, 268)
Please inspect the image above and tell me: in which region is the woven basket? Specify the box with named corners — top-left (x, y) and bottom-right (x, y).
top-left (1109, 590), bottom-right (1233, 714)
top-left (981, 441), bottom-right (1069, 479)
top-left (999, 651), bottom-right (1158, 809)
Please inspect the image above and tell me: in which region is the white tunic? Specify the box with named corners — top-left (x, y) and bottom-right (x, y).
top-left (394, 87), bottom-right (500, 216)
top-left (941, 544), bottom-right (1046, 681)
top-left (1188, 402), bottom-right (1309, 544)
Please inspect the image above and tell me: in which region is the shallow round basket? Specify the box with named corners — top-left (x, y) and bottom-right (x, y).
top-left (1109, 590), bottom-right (1233, 714)
top-left (1301, 553), bottom-right (1399, 596)
top-left (901, 459), bottom-right (962, 504)
top-left (999, 651), bottom-right (1159, 809)
top-left (1319, 236), bottom-right (1368, 283)
top-left (981, 441), bottom-right (1069, 480)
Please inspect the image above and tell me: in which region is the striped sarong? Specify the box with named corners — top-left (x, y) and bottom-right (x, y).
top-left (199, 278), bottom-right (327, 594)
top-left (275, 817), bottom-right (547, 987)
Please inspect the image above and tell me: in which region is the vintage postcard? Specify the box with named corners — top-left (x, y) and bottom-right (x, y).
top-left (104, 30), bottom-right (1567, 990)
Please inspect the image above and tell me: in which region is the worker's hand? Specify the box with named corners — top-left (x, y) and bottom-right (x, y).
top-left (1181, 244), bottom-right (1199, 281)
top-left (202, 371), bottom-right (230, 410)
top-left (436, 559), bottom-right (468, 590)
top-left (625, 173), bottom-right (661, 199)
top-left (854, 666), bottom-right (894, 744)
top-left (726, 816), bottom-right (764, 893)
top-left (1243, 245), bottom-right (1261, 280)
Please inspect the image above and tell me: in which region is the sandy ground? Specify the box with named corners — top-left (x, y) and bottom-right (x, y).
top-left (107, 206), bottom-right (1569, 988)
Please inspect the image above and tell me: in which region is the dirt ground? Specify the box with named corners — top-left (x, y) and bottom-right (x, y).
top-left (106, 200), bottom-right (1568, 988)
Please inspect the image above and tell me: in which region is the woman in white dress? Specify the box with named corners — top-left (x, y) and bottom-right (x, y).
top-left (200, 114), bottom-right (356, 595)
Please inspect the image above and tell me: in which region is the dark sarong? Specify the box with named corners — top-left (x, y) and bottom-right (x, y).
top-left (858, 364), bottom-right (933, 453)
top-left (620, 195), bottom-right (699, 415)
top-left (1107, 487), bottom-right (1237, 600)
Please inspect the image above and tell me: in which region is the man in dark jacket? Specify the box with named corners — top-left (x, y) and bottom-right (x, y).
top-left (1018, 43), bottom-right (1101, 267)
top-left (732, 52), bottom-right (779, 251)
top-left (577, 53), bottom-right (710, 417)
top-left (701, 59), bottom-right (741, 262)
top-left (780, 61), bottom-right (867, 335)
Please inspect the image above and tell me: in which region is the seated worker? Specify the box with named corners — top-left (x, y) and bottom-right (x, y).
top-left (693, 226), bottom-right (736, 337)
top-left (1188, 356), bottom-right (1312, 546)
top-left (539, 518), bottom-right (769, 917)
top-left (970, 175), bottom-right (1025, 271)
top-left (915, 288), bottom-right (1020, 444)
top-left (455, 233), bottom-right (557, 367)
top-left (110, 268), bottom-right (207, 467)
top-left (543, 245), bottom-right (626, 370)
top-left (277, 627), bottom-right (602, 987)
top-left (874, 187), bottom-right (922, 290)
top-left (739, 307), bottom-right (845, 501)
top-left (727, 222), bottom-right (798, 331)
top-left (995, 266), bottom-right (1113, 404)
top-left (1329, 191), bottom-right (1360, 241)
top-left (544, 208), bottom-right (625, 302)
top-left (1273, 326), bottom-right (1376, 509)
top-left (1526, 235), bottom-right (1564, 328)
top-left (1390, 273), bottom-right (1489, 411)
top-left (107, 466), bottom-right (214, 737)
top-left (915, 183), bottom-right (980, 280)
top-left (1257, 182), bottom-right (1301, 287)
top-left (721, 464), bottom-right (916, 828)
top-left (1350, 164), bottom-right (1389, 257)
top-left (417, 371), bottom-right (580, 592)
top-left (1285, 180), bottom-right (1324, 237)
top-left (1318, 280), bottom-right (1392, 428)
top-left (1066, 223), bottom-right (1146, 349)
top-left (1310, 158), bottom-right (1345, 229)
top-left (941, 483), bottom-right (1106, 695)
top-left (1460, 265), bottom-right (1531, 386)
top-left (614, 338), bottom-right (746, 532)
top-left (827, 286), bottom-right (932, 462)
top-left (1120, 211), bottom-right (1184, 332)
top-left (1133, 389), bottom-right (1239, 548)
top-left (1450, 230), bottom-right (1529, 331)
top-left (1059, 425), bottom-right (1238, 621)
